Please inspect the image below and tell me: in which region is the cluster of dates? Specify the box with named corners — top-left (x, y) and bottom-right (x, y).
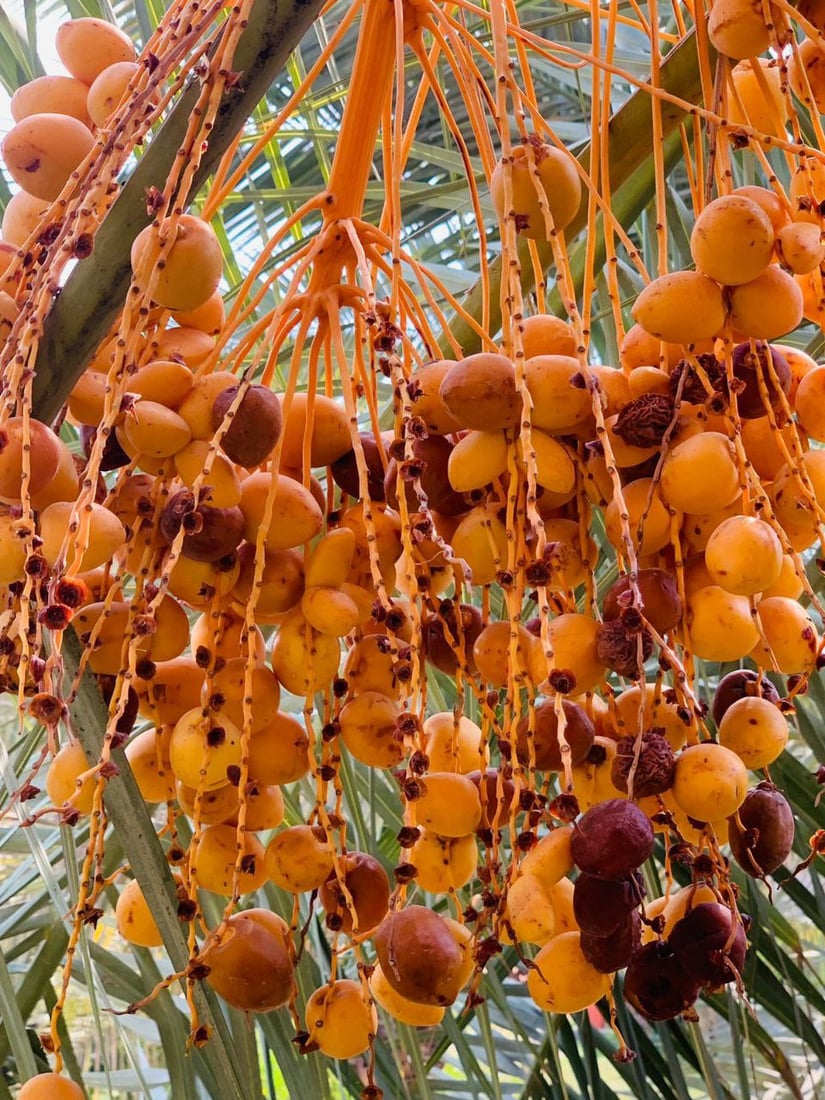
top-left (1, 14), bottom-right (823, 1097)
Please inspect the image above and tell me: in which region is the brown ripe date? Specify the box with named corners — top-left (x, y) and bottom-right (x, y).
top-left (384, 435), bottom-right (467, 517)
top-left (611, 731), bottom-right (675, 798)
top-left (728, 783), bottom-right (795, 876)
top-left (159, 490), bottom-right (244, 562)
top-left (467, 768), bottom-right (515, 830)
top-left (730, 341), bottom-right (790, 419)
top-left (668, 902), bottom-right (747, 988)
top-left (203, 910), bottom-right (294, 1012)
top-left (624, 941), bottom-right (703, 1021)
top-left (373, 906), bottom-right (466, 1006)
top-left (570, 799), bottom-right (654, 880)
top-left (211, 384), bottom-right (282, 469)
top-left (515, 699), bottom-right (595, 772)
top-left (711, 669), bottom-right (780, 726)
top-left (580, 909), bottom-right (642, 974)
top-left (331, 432), bottom-right (388, 500)
top-left (573, 871), bottom-right (645, 936)
top-left (602, 569), bottom-right (682, 635)
top-left (318, 851), bottom-right (390, 935)
top-left (422, 604), bottom-right (484, 675)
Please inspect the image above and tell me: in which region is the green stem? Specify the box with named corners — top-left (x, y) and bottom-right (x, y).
top-left (61, 628), bottom-right (249, 1100)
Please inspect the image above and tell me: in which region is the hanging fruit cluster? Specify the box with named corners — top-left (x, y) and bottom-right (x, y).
top-left (2, 0), bottom-right (825, 1095)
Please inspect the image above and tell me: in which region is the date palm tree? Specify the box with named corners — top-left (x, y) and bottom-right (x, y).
top-left (0, 0), bottom-right (824, 1097)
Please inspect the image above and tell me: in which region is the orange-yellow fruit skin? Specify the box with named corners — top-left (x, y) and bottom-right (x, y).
top-left (527, 931), bottom-right (612, 1011)
top-left (125, 727), bottom-right (176, 802)
top-left (631, 271), bottom-right (726, 344)
top-left (732, 186), bottom-right (791, 235)
top-left (741, 417), bottom-right (798, 481)
top-left (74, 596), bottom-right (190, 675)
top-left (570, 737), bottom-right (625, 810)
top-left (776, 222), bottom-right (825, 275)
top-left (547, 877), bottom-right (578, 935)
top-left (190, 824), bottom-right (267, 896)
top-left (305, 980), bottom-right (378, 1059)
top-left (87, 61), bottom-right (141, 127)
top-left (265, 824), bottom-right (334, 892)
top-left (729, 59), bottom-right (788, 138)
top-left (279, 392), bottom-right (353, 467)
top-left (690, 194), bottom-right (774, 285)
top-left (131, 360), bottom-right (194, 409)
top-left (439, 353), bottom-right (521, 431)
top-left (520, 314), bottom-right (578, 358)
top-left (240, 472), bottom-right (324, 551)
top-left (131, 215), bottom-right (223, 312)
top-left (611, 685), bottom-right (690, 752)
top-left (119, 401), bottom-right (192, 458)
top-left (620, 324), bottom-right (688, 372)
top-left (135, 658), bottom-right (204, 727)
top-left (448, 430), bottom-right (509, 492)
top-left (39, 500), bottom-right (127, 572)
top-left (177, 781), bottom-right (239, 825)
top-left (1, 114), bottom-right (95, 201)
top-left (169, 708), bottom-right (243, 791)
top-left (529, 430), bottom-right (577, 493)
top-left (629, 365), bottom-right (674, 397)
top-left (524, 355), bottom-right (592, 433)
top-left (703, 515), bottom-right (783, 596)
top-left (248, 712), bottom-right (311, 786)
top-left (338, 691), bottom-right (404, 768)
top-left (718, 696), bottom-right (789, 769)
top-left (18, 1074), bottom-right (86, 1100)
top-left (707, 0), bottom-right (774, 59)
top-left (0, 513), bottom-right (29, 584)
top-left (604, 478), bottom-right (673, 557)
top-left (789, 37), bottom-right (825, 114)
top-left (491, 143), bottom-right (582, 238)
top-left (660, 433), bottom-right (741, 515)
top-left (793, 366), bottom-right (825, 439)
top-left (762, 555), bottom-right (804, 600)
top-left (546, 612), bottom-right (605, 693)
top-left (172, 288), bottom-right (226, 334)
top-left (370, 963), bottom-right (446, 1026)
top-left (728, 266), bottom-right (804, 341)
top-left (408, 829), bottom-right (478, 893)
top-left (506, 873), bottom-right (557, 945)
top-left (752, 595), bottom-right (819, 674)
top-left (1, 190), bottom-right (49, 247)
top-left (519, 826), bottom-right (574, 886)
top-left (414, 773), bottom-right (483, 836)
top-left (422, 712), bottom-right (483, 773)
top-left (151, 325), bottom-right (215, 367)
top-left (0, 241), bottom-right (16, 274)
top-left (46, 741), bottom-right (96, 814)
top-left (672, 742), bottom-right (749, 821)
top-left (55, 17), bottom-right (136, 85)
top-left (10, 75), bottom-right (91, 125)
top-left (790, 162), bottom-right (825, 216)
top-left (687, 585), bottom-right (760, 661)
top-left (270, 609), bottom-right (341, 695)
top-left (116, 878), bottom-right (164, 947)
top-left (451, 506), bottom-right (508, 586)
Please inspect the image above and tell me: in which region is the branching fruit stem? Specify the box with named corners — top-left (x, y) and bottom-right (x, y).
top-left (32, 0), bottom-right (327, 425)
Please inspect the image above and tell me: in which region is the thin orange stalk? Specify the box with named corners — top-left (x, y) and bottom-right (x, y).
top-left (325, 0), bottom-right (398, 221)
top-left (202, 3), bottom-right (361, 217)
